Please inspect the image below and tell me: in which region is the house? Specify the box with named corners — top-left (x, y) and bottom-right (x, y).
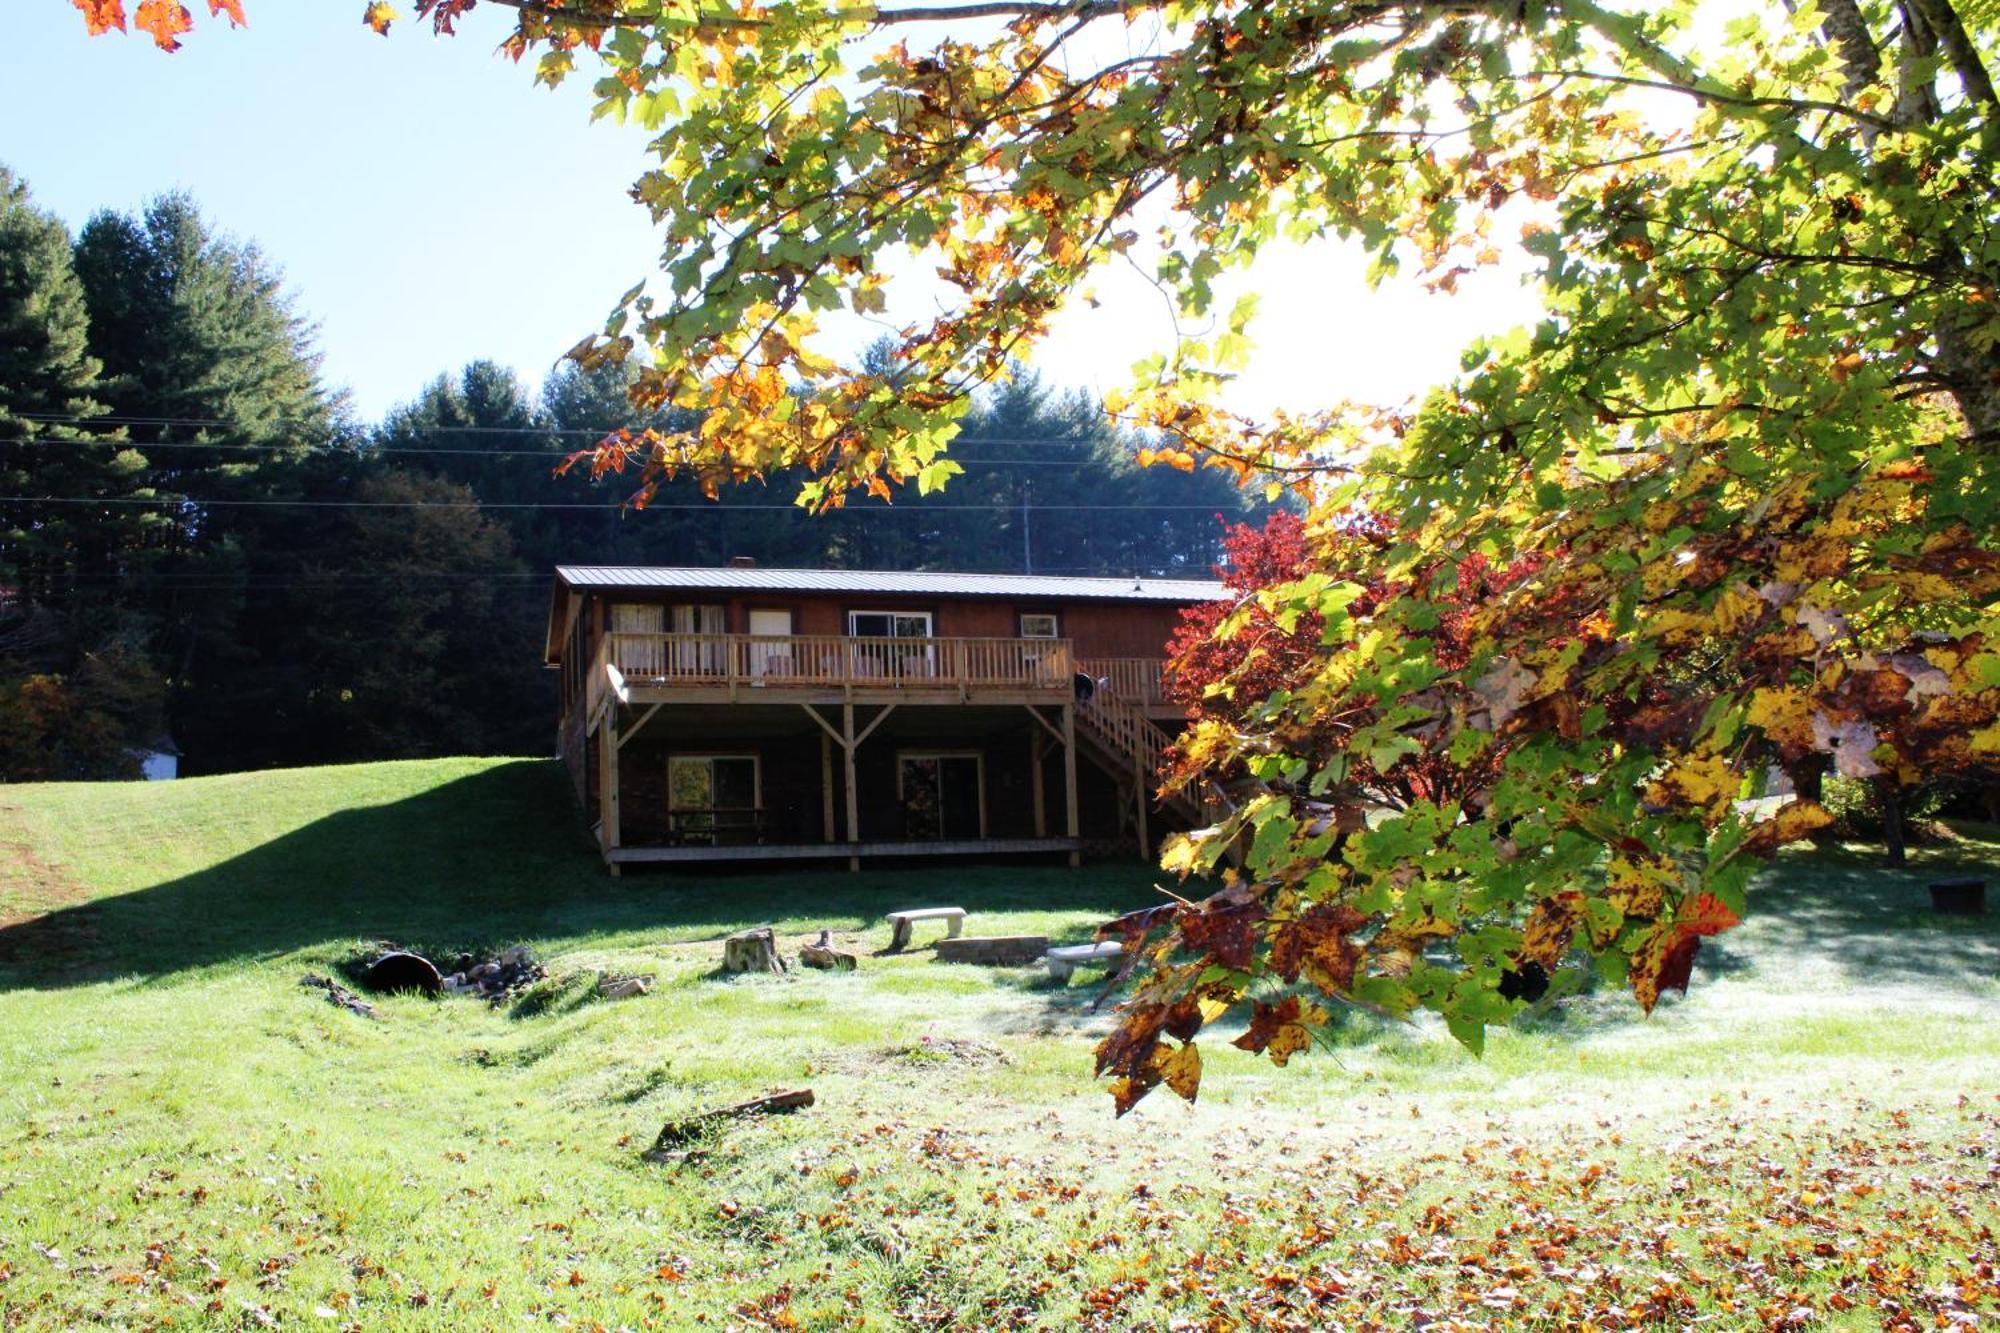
top-left (543, 561), bottom-right (1231, 873)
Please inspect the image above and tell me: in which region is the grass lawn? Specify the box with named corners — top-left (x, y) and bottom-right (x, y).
top-left (1, 756), bottom-right (1996, 1330)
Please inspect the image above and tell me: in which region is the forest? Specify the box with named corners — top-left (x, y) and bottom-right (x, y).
top-left (0, 167), bottom-right (1265, 779)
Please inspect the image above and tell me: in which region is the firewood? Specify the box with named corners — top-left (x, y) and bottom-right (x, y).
top-left (645, 1089), bottom-right (815, 1158)
top-left (799, 943), bottom-right (857, 971)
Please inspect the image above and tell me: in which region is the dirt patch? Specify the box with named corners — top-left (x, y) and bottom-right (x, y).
top-left (0, 827), bottom-right (105, 971)
top-left (0, 822), bottom-right (95, 929)
top-left (876, 1036), bottom-right (1012, 1070)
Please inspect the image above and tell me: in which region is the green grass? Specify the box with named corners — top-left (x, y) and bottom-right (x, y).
top-left (1, 758), bottom-right (1996, 1330)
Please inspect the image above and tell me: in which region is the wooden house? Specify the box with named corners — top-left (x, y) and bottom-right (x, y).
top-left (544, 561), bottom-right (1229, 873)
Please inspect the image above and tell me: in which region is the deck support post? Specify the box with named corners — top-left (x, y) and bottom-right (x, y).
top-left (598, 708), bottom-right (621, 861)
top-left (820, 730), bottom-right (835, 842)
top-left (1061, 703), bottom-right (1080, 867)
top-left (1133, 759), bottom-right (1149, 860)
top-left (842, 701), bottom-right (861, 873)
top-left (1029, 726), bottom-right (1047, 838)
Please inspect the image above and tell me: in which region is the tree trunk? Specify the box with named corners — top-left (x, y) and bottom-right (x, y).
top-left (1877, 780), bottom-right (1908, 867)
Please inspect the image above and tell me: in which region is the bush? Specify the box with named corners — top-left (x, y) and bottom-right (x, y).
top-left (1820, 776), bottom-right (1948, 843)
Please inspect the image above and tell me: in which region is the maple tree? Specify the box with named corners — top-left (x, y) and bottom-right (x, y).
top-left (80, 0), bottom-right (2000, 1109)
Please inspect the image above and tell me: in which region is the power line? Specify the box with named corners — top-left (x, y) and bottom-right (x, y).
top-left (0, 495), bottom-right (1242, 513)
top-left (7, 410), bottom-right (1140, 451)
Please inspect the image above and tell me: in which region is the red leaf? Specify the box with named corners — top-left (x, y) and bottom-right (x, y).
top-left (1268, 901), bottom-right (1367, 993)
top-left (1176, 882), bottom-right (1266, 972)
top-left (1676, 892), bottom-right (1739, 938)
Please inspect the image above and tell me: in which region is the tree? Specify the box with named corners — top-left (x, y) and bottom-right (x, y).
top-left (0, 165), bottom-right (168, 772)
top-left (72, 191), bottom-right (340, 764)
top-left (0, 164), bottom-right (141, 617)
top-left (85, 2), bottom-right (2000, 1108)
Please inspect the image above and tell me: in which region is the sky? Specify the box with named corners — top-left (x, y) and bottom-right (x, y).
top-left (2, 2), bottom-right (1544, 427)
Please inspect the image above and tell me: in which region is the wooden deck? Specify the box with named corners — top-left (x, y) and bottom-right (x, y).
top-left (592, 632), bottom-right (1076, 711)
top-left (607, 836), bottom-right (1081, 865)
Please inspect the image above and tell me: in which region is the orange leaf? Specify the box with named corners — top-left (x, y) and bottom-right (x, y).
top-left (363, 1), bottom-right (397, 34)
top-left (133, 0), bottom-right (191, 48)
top-left (208, 0), bottom-right (245, 23)
top-left (74, 0), bottom-right (127, 35)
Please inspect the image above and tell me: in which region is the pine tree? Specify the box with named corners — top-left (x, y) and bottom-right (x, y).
top-left (0, 164), bottom-right (146, 614)
top-left (71, 192), bottom-right (341, 765)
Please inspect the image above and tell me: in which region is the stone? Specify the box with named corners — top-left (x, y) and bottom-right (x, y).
top-left (935, 935), bottom-right (1051, 967)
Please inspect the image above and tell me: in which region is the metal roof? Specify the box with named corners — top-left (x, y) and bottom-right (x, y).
top-left (554, 564), bottom-right (1230, 604)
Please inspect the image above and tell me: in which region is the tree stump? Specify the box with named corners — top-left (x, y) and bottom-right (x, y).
top-left (723, 927), bottom-right (785, 973)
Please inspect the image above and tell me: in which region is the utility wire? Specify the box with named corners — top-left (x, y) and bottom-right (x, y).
top-left (0, 495), bottom-right (1241, 512)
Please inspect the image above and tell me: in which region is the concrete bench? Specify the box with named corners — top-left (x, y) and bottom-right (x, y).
top-left (886, 907), bottom-right (966, 952)
top-left (1045, 941), bottom-right (1124, 983)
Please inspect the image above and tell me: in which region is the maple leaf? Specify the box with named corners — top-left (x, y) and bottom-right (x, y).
top-left (208, 0), bottom-right (244, 24)
top-left (1175, 882), bottom-right (1267, 972)
top-left (1156, 1041), bottom-right (1202, 1102)
top-left (363, 1), bottom-right (398, 35)
top-left (1516, 891), bottom-right (1585, 969)
top-left (133, 0), bottom-right (191, 49)
top-left (1628, 921), bottom-right (1702, 1014)
top-left (1268, 901), bottom-right (1367, 994)
top-left (73, 0), bottom-right (126, 36)
top-left (1735, 800), bottom-right (1835, 861)
top-left (1648, 751), bottom-right (1740, 819)
top-left (1233, 997), bottom-right (1326, 1067)
top-left (1675, 893), bottom-right (1739, 938)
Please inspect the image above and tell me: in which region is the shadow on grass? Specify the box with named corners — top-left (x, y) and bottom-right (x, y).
top-left (0, 759), bottom-right (1161, 991)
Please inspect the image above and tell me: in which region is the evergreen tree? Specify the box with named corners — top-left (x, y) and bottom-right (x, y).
top-left (0, 165), bottom-right (166, 777)
top-left (71, 192), bottom-right (340, 765)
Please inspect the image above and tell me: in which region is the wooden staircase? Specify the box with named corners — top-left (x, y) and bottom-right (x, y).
top-left (1073, 683), bottom-right (1207, 841)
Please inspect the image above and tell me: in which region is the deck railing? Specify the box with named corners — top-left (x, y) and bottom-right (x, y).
top-left (601, 632), bottom-right (1076, 692)
top-left (1078, 657), bottom-right (1169, 707)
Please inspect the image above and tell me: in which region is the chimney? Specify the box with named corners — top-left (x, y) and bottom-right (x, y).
top-left (728, 556), bottom-right (757, 568)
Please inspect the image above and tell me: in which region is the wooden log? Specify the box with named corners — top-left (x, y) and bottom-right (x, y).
top-left (645, 1088), bottom-right (815, 1156)
top-left (723, 927), bottom-right (785, 973)
top-left (800, 944), bottom-right (857, 971)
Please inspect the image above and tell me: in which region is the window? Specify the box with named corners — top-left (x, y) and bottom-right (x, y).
top-left (848, 610), bottom-right (935, 679)
top-left (898, 752), bottom-right (985, 840)
top-left (667, 754), bottom-right (761, 843)
top-left (1019, 612), bottom-right (1060, 639)
top-left (847, 610), bottom-right (933, 638)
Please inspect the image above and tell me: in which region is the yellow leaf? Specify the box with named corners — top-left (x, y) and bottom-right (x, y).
top-left (1156, 1042), bottom-right (1201, 1102)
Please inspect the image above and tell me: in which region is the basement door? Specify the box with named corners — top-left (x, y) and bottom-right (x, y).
top-left (899, 753), bottom-right (985, 840)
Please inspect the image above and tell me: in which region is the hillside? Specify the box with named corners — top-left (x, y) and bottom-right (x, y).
top-left (1, 759), bottom-right (1996, 1329)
